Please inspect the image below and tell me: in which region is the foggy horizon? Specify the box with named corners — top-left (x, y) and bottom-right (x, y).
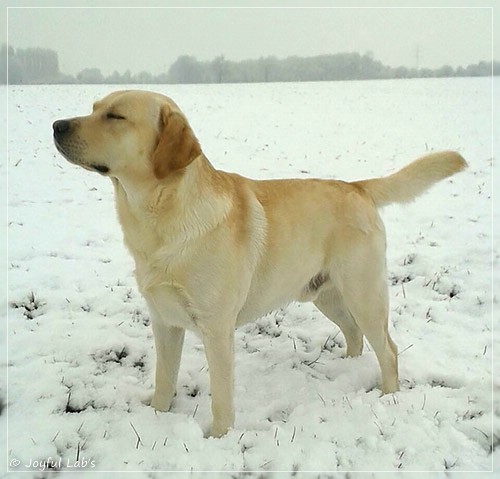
top-left (3, 6), bottom-right (494, 78)
top-left (3, 44), bottom-right (496, 81)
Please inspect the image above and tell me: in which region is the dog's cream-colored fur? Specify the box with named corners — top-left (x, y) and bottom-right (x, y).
top-left (53, 90), bottom-right (467, 437)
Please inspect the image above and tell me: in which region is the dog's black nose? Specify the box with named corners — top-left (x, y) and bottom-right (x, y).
top-left (53, 120), bottom-right (71, 137)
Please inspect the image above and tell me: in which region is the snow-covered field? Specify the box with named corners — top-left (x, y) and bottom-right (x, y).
top-left (2, 78), bottom-right (498, 477)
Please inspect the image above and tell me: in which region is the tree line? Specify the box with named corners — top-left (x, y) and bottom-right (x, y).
top-left (1, 44), bottom-right (498, 85)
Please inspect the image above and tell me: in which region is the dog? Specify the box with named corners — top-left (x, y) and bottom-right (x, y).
top-left (53, 90), bottom-right (466, 437)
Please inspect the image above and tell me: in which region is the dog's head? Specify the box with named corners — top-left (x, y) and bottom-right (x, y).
top-left (53, 90), bottom-right (202, 180)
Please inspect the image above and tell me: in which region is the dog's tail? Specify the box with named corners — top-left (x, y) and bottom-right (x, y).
top-left (352, 151), bottom-right (467, 207)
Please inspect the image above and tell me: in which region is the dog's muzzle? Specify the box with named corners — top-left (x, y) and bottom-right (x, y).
top-left (52, 120), bottom-right (110, 175)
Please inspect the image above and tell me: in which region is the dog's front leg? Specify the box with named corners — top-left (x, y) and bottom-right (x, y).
top-left (202, 323), bottom-right (235, 437)
top-left (150, 319), bottom-right (185, 412)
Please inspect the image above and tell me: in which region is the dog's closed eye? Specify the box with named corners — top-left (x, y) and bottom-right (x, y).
top-left (106, 112), bottom-right (126, 120)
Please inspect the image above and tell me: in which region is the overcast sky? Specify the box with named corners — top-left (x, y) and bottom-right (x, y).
top-left (2, 1), bottom-right (496, 77)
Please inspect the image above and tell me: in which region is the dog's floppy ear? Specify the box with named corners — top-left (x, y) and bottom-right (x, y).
top-left (152, 103), bottom-right (202, 179)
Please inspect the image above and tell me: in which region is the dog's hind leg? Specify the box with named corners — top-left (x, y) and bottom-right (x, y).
top-left (314, 288), bottom-right (364, 357)
top-left (336, 238), bottom-right (399, 394)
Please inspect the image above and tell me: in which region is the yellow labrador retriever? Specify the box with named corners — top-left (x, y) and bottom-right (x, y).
top-left (53, 90), bottom-right (466, 437)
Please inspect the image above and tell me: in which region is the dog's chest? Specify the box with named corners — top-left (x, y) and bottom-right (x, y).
top-left (131, 242), bottom-right (200, 331)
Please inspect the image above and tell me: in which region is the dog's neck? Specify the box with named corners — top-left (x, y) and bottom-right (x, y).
top-left (110, 174), bottom-right (157, 214)
top-left (111, 155), bottom-right (233, 259)
top-left (111, 155), bottom-right (227, 210)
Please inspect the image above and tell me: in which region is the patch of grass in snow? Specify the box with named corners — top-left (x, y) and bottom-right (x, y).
top-left (65, 393), bottom-right (91, 414)
top-left (389, 273), bottom-right (414, 286)
top-left (9, 291), bottom-right (45, 319)
top-left (131, 308), bottom-right (150, 326)
top-left (92, 346), bottom-right (129, 365)
top-left (89, 346), bottom-right (148, 377)
top-left (423, 268), bottom-right (462, 299)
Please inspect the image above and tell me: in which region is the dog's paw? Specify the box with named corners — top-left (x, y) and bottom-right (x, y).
top-left (142, 391), bottom-right (174, 412)
top-left (207, 420), bottom-right (233, 438)
top-left (150, 395), bottom-right (173, 412)
top-left (207, 426), bottom-right (229, 438)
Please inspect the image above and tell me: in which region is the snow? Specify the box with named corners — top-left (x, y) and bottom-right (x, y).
top-left (2, 77), bottom-right (498, 477)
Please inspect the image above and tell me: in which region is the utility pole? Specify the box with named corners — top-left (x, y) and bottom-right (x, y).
top-left (415, 45), bottom-right (420, 71)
